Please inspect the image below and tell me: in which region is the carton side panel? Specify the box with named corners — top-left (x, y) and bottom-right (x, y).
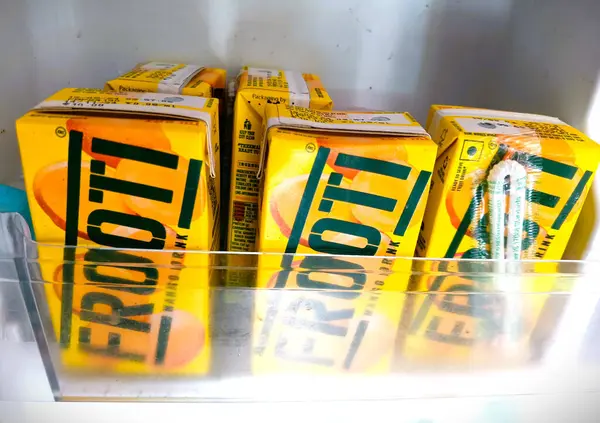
top-left (227, 92), bottom-right (262, 252)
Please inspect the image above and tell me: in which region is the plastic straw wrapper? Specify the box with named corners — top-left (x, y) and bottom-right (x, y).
top-left (488, 160), bottom-right (527, 265)
top-left (487, 159), bottom-right (527, 349)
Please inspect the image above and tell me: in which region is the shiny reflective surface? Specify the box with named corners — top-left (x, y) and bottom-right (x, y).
top-left (0, 212), bottom-right (599, 401)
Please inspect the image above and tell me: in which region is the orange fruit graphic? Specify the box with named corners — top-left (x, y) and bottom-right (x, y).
top-left (33, 161), bottom-right (129, 240)
top-left (79, 310), bottom-right (206, 371)
top-left (270, 174), bottom-right (356, 247)
top-left (67, 118), bottom-right (171, 168)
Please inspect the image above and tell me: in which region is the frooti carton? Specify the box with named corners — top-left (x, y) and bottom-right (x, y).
top-left (16, 88), bottom-right (220, 375)
top-left (253, 104), bottom-right (437, 373)
top-left (418, 105), bottom-right (600, 259)
top-left (406, 105), bottom-right (600, 366)
top-left (105, 62), bottom-right (226, 105)
top-left (106, 62), bottom-right (228, 247)
top-left (228, 67), bottom-right (333, 256)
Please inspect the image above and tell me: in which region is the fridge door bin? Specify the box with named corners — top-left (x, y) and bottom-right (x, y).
top-left (0, 212), bottom-right (599, 402)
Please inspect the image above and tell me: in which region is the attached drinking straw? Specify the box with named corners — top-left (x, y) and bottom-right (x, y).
top-left (488, 160), bottom-right (527, 264)
top-left (487, 160), bottom-right (527, 349)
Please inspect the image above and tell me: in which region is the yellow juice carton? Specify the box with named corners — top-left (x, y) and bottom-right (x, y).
top-left (418, 105), bottom-right (600, 260)
top-left (16, 88), bottom-right (220, 375)
top-left (105, 62), bottom-right (228, 251)
top-left (405, 105), bottom-right (600, 365)
top-left (228, 67), bottom-right (333, 255)
top-left (105, 62), bottom-right (226, 107)
top-left (253, 104), bottom-right (437, 373)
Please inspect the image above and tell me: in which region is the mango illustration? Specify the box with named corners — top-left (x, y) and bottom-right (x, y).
top-left (350, 161), bottom-right (426, 234)
top-left (33, 161), bottom-right (130, 240)
top-left (115, 156), bottom-right (206, 227)
top-left (80, 310), bottom-right (206, 371)
top-left (317, 138), bottom-right (408, 180)
top-left (270, 174), bottom-right (357, 247)
top-left (67, 118), bottom-right (172, 168)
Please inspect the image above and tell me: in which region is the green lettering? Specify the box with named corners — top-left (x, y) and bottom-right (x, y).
top-left (87, 210), bottom-right (166, 249)
top-left (322, 185), bottom-right (397, 211)
top-left (335, 153), bottom-right (411, 179)
top-left (78, 327), bottom-right (145, 362)
top-left (309, 218), bottom-right (381, 256)
top-left (79, 292), bottom-right (154, 333)
top-left (394, 170), bottom-right (432, 236)
top-left (89, 173), bottom-right (173, 203)
top-left (528, 189), bottom-right (560, 208)
top-left (553, 171), bottom-right (592, 230)
top-left (297, 257), bottom-right (366, 299)
top-left (512, 151), bottom-right (577, 179)
top-left (91, 138), bottom-right (179, 169)
top-left (83, 249), bottom-right (158, 295)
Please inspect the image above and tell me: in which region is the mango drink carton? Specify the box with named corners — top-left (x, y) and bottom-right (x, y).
top-left (405, 105), bottom-right (600, 365)
top-left (228, 67), bottom-right (333, 257)
top-left (105, 62), bottom-right (228, 251)
top-left (253, 104), bottom-right (437, 374)
top-left (105, 62), bottom-right (226, 107)
top-left (16, 88), bottom-right (220, 375)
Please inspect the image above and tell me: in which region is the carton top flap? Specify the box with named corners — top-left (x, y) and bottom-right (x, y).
top-left (257, 104), bottom-right (431, 178)
top-left (34, 88), bottom-right (217, 119)
top-left (429, 106), bottom-right (565, 134)
top-left (107, 62), bottom-right (207, 94)
top-left (32, 88), bottom-right (219, 177)
top-left (237, 67), bottom-right (332, 107)
top-left (426, 105), bottom-right (589, 156)
top-left (265, 104), bottom-right (430, 137)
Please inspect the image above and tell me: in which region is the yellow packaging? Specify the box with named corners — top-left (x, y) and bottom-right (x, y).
top-left (228, 67), bottom-right (333, 254)
top-left (16, 88), bottom-right (220, 375)
top-left (406, 105), bottom-right (600, 365)
top-left (105, 62), bottom-right (227, 113)
top-left (253, 105), bottom-right (437, 373)
top-left (404, 259), bottom-right (566, 366)
top-left (418, 105), bottom-right (600, 260)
